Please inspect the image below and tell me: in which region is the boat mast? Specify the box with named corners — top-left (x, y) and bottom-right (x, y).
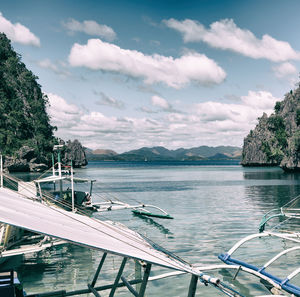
top-left (71, 160), bottom-right (75, 212)
top-left (54, 145), bottom-right (64, 195)
top-left (52, 153), bottom-right (55, 176)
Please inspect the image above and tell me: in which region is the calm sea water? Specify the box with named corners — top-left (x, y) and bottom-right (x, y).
top-left (5, 161), bottom-right (300, 296)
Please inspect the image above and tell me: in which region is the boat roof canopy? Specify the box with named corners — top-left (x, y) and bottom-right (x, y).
top-left (0, 188), bottom-right (194, 274)
top-left (35, 176), bottom-right (93, 183)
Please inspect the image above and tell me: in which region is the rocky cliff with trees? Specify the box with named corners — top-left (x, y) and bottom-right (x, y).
top-left (0, 33), bottom-right (87, 172)
top-left (242, 84), bottom-right (300, 171)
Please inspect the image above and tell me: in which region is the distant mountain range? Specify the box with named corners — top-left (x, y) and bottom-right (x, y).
top-left (85, 146), bottom-right (242, 161)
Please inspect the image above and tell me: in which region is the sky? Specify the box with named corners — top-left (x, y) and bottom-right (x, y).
top-left (1, 0), bottom-right (300, 153)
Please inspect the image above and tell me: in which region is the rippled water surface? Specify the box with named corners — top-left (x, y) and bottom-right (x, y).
top-left (6, 162), bottom-right (300, 296)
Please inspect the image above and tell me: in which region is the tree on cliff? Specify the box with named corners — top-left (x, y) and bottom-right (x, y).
top-left (0, 33), bottom-right (56, 158)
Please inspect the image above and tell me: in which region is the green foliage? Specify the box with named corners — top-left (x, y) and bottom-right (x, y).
top-left (292, 131), bottom-right (300, 154)
top-left (268, 115), bottom-right (287, 148)
top-left (261, 141), bottom-right (284, 163)
top-left (270, 147), bottom-right (284, 163)
top-left (261, 141), bottom-right (272, 159)
top-left (274, 101), bottom-right (281, 113)
top-left (296, 109), bottom-right (300, 126)
top-left (0, 33), bottom-right (56, 157)
top-left (268, 115), bottom-right (285, 131)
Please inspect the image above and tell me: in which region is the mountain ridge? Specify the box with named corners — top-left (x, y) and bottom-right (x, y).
top-left (86, 145), bottom-right (242, 161)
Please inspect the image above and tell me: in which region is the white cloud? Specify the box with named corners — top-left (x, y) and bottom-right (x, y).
top-left (194, 91), bottom-right (280, 128)
top-left (151, 95), bottom-right (170, 110)
top-left (37, 59), bottom-right (71, 77)
top-left (68, 38), bottom-right (226, 89)
top-left (150, 95), bottom-right (182, 114)
top-left (47, 93), bottom-right (83, 129)
top-left (272, 62), bottom-right (298, 78)
top-left (63, 18), bottom-right (116, 41)
top-left (164, 18), bottom-right (300, 62)
top-left (241, 90), bottom-right (279, 109)
top-left (0, 12), bottom-right (40, 46)
top-left (94, 91), bottom-right (125, 109)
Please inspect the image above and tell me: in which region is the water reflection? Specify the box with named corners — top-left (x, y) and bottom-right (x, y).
top-left (243, 167), bottom-right (300, 210)
top-left (132, 213), bottom-right (173, 236)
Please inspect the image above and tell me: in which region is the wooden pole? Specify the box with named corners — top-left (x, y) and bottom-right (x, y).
top-left (88, 284), bottom-right (102, 297)
top-left (135, 260), bottom-right (142, 292)
top-left (91, 253), bottom-right (107, 287)
top-left (108, 257), bottom-right (127, 297)
top-left (121, 276), bottom-right (139, 297)
top-left (187, 275), bottom-right (198, 297)
top-left (138, 263), bottom-right (151, 297)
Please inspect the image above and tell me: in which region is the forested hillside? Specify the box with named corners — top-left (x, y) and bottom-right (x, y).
top-left (0, 33), bottom-right (56, 163)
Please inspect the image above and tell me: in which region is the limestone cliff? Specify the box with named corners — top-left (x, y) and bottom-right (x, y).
top-left (242, 86), bottom-right (300, 171)
top-left (62, 139), bottom-right (88, 168)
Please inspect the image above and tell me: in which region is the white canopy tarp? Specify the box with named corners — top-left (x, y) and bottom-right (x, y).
top-left (35, 175), bottom-right (91, 184)
top-left (0, 188), bottom-right (196, 274)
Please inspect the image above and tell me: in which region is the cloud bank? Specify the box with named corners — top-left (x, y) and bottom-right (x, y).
top-left (47, 90), bottom-right (280, 152)
top-left (164, 18), bottom-right (300, 62)
top-left (63, 18), bottom-right (116, 41)
top-left (0, 12), bottom-right (40, 46)
top-left (68, 38), bottom-right (226, 89)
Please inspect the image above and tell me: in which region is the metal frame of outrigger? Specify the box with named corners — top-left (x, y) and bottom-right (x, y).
top-left (25, 253), bottom-right (154, 297)
top-left (24, 252), bottom-right (244, 297)
top-left (21, 255), bottom-right (171, 297)
top-left (219, 231), bottom-right (300, 296)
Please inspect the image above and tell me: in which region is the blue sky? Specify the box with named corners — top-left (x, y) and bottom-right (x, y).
top-left (1, 0), bottom-right (300, 152)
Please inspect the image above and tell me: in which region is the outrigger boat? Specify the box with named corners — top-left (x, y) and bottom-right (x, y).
top-left (219, 195), bottom-right (300, 297)
top-left (0, 170), bottom-right (249, 297)
top-left (32, 145), bottom-right (174, 219)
